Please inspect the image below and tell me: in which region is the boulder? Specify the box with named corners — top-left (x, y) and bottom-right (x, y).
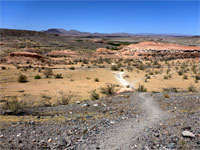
top-left (182, 131), bottom-right (195, 138)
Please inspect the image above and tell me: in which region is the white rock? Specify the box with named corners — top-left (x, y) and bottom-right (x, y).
top-left (182, 131), bottom-right (195, 138)
top-left (82, 103), bottom-right (89, 107)
top-left (0, 135), bottom-right (3, 138)
top-left (76, 101), bottom-right (80, 104)
top-left (110, 121), bottom-right (115, 125)
top-left (93, 104), bottom-right (98, 107)
top-left (17, 133), bottom-right (22, 137)
top-left (48, 138), bottom-right (52, 143)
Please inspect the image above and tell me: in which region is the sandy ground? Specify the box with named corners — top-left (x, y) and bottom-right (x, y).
top-left (0, 65), bottom-right (119, 104)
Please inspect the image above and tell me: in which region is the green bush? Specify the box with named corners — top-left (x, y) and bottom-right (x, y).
top-left (111, 65), bottom-right (119, 71)
top-left (54, 74), bottom-right (63, 79)
top-left (34, 75), bottom-right (41, 79)
top-left (18, 74), bottom-right (28, 83)
top-left (195, 75), bottom-right (200, 80)
top-left (100, 84), bottom-right (116, 96)
top-left (90, 90), bottom-right (100, 100)
top-left (69, 66), bottom-right (75, 70)
top-left (137, 84), bottom-right (147, 92)
top-left (94, 78), bottom-right (99, 82)
top-left (178, 70), bottom-right (183, 76)
top-left (1, 66), bottom-right (6, 70)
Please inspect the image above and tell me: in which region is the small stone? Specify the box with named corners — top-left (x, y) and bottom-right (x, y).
top-left (93, 104), bottom-right (98, 107)
top-left (110, 121), bottom-right (115, 125)
top-left (48, 138), bottom-right (52, 143)
top-left (0, 135), bottom-right (4, 138)
top-left (17, 133), bottom-right (22, 137)
top-left (76, 101), bottom-right (80, 104)
top-left (166, 143), bottom-right (175, 149)
top-left (182, 131), bottom-right (195, 138)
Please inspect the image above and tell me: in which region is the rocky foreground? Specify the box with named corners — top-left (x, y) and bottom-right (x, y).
top-left (0, 92), bottom-right (199, 150)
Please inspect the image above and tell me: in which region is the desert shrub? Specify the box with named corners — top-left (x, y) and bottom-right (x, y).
top-left (188, 84), bottom-right (196, 92)
top-left (3, 98), bottom-right (25, 115)
top-left (178, 70), bottom-right (183, 76)
top-left (183, 74), bottom-right (188, 80)
top-left (138, 63), bottom-right (145, 70)
top-left (195, 75), bottom-right (200, 80)
top-left (111, 65), bottom-right (119, 71)
top-left (86, 77), bottom-right (90, 80)
top-left (54, 74), bottom-right (63, 79)
top-left (94, 78), bottom-right (99, 82)
top-left (41, 95), bottom-right (52, 106)
top-left (43, 68), bottom-right (53, 78)
top-left (137, 84), bottom-right (147, 92)
top-left (177, 138), bottom-right (189, 150)
top-left (149, 72), bottom-right (154, 75)
top-left (18, 74), bottom-right (28, 83)
top-left (163, 75), bottom-right (168, 80)
top-left (90, 90), bottom-right (100, 100)
top-left (195, 79), bottom-right (198, 83)
top-left (100, 84), bottom-right (116, 96)
top-left (163, 92), bottom-right (170, 98)
top-left (69, 66), bottom-right (75, 70)
top-left (34, 75), bottom-right (41, 79)
top-left (1, 66), bottom-right (6, 70)
top-left (59, 91), bottom-right (74, 105)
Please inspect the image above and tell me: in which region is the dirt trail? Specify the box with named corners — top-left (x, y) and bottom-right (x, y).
top-left (114, 71), bottom-right (134, 88)
top-left (96, 72), bottom-right (168, 150)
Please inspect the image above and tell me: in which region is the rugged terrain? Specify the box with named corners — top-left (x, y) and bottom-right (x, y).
top-left (0, 80), bottom-right (199, 150)
top-left (0, 28), bottom-right (200, 150)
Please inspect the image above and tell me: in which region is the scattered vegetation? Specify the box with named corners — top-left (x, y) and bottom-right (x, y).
top-left (188, 84), bottom-right (196, 92)
top-left (1, 66), bottom-right (6, 70)
top-left (90, 90), bottom-right (100, 100)
top-left (58, 91), bottom-right (75, 105)
top-left (54, 74), bottom-right (63, 79)
top-left (69, 66), bottom-right (75, 70)
top-left (94, 78), bottom-right (99, 82)
top-left (137, 84), bottom-right (147, 92)
top-left (18, 74), bottom-right (28, 83)
top-left (100, 84), bottom-right (116, 96)
top-left (34, 75), bottom-right (41, 79)
top-left (3, 97), bottom-right (26, 115)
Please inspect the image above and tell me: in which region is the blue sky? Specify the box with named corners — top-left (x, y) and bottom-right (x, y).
top-left (0, 1), bottom-right (199, 35)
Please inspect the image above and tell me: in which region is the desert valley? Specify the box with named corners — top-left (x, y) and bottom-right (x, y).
top-left (0, 28), bottom-right (200, 150)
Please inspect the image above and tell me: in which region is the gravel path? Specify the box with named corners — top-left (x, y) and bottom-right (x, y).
top-left (95, 92), bottom-right (168, 150)
top-left (91, 72), bottom-right (168, 150)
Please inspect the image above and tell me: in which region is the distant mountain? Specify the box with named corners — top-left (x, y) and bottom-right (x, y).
top-left (43, 28), bottom-right (132, 37)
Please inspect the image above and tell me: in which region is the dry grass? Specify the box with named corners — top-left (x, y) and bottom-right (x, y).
top-left (125, 59), bottom-right (200, 92)
top-left (0, 65), bottom-right (118, 103)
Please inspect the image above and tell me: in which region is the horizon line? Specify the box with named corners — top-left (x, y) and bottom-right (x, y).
top-left (1, 28), bottom-right (199, 37)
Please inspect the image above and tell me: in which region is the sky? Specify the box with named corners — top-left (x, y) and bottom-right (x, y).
top-left (0, 0), bottom-right (199, 35)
